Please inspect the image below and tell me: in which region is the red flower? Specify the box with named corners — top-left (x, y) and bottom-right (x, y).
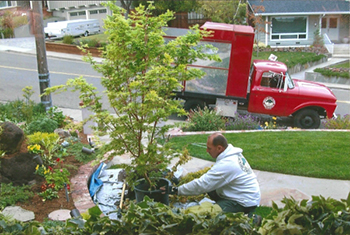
top-left (56, 158), bottom-right (60, 162)
top-left (48, 166), bottom-right (53, 171)
top-left (41, 184), bottom-right (47, 192)
top-left (66, 184), bottom-right (70, 190)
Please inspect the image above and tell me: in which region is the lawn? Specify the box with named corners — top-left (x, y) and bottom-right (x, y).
top-left (169, 131), bottom-right (350, 180)
top-left (314, 60), bottom-right (350, 78)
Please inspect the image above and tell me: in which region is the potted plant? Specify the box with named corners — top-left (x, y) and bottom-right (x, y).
top-left (43, 1), bottom-right (220, 203)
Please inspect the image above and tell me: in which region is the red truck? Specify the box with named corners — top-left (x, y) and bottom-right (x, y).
top-left (171, 22), bottom-right (337, 129)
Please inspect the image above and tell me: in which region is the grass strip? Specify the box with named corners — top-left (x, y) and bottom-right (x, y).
top-left (169, 131), bottom-right (350, 180)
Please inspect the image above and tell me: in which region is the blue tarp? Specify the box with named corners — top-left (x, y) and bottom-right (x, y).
top-left (89, 163), bottom-right (104, 197)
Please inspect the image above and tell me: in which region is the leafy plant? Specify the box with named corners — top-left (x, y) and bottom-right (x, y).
top-left (26, 117), bottom-right (59, 134)
top-left (46, 106), bottom-right (68, 128)
top-left (27, 144), bottom-right (44, 155)
top-left (324, 114), bottom-right (350, 129)
top-left (27, 132), bottom-right (61, 165)
top-left (183, 106), bottom-right (225, 131)
top-left (0, 183), bottom-right (34, 210)
top-left (43, 2), bottom-right (221, 189)
top-left (62, 35), bottom-right (74, 44)
top-left (259, 193), bottom-right (350, 235)
top-left (39, 188), bottom-right (59, 201)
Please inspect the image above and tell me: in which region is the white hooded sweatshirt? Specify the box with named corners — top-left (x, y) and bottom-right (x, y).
top-left (178, 144), bottom-right (261, 207)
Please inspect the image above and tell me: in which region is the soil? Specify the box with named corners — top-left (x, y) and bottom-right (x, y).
top-left (7, 132), bottom-right (90, 223)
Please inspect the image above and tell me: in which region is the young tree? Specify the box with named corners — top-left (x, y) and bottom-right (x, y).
top-left (199, 0), bottom-right (247, 25)
top-left (43, 1), bottom-right (220, 188)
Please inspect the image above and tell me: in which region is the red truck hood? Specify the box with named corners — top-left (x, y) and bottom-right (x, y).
top-left (293, 79), bottom-right (337, 102)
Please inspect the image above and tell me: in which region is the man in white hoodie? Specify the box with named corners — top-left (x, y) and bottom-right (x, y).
top-left (176, 133), bottom-right (261, 215)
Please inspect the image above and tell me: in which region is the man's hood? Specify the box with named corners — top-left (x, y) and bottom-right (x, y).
top-left (217, 144), bottom-right (243, 161)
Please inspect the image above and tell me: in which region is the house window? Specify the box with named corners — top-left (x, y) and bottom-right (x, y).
top-left (78, 11), bottom-right (86, 16)
top-left (70, 12), bottom-right (78, 17)
top-left (99, 9), bottom-right (107, 14)
top-left (90, 10), bottom-right (98, 15)
top-left (271, 17), bottom-right (307, 40)
top-left (0, 1), bottom-right (11, 8)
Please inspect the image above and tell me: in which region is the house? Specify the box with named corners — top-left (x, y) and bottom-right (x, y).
top-left (45, 1), bottom-right (113, 30)
top-left (247, 0), bottom-right (350, 47)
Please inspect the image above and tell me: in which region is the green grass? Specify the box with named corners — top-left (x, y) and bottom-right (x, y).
top-left (210, 51), bottom-right (326, 70)
top-left (332, 61), bottom-right (350, 69)
top-left (251, 51), bottom-right (326, 68)
top-left (314, 60), bottom-right (350, 78)
top-left (169, 131), bottom-right (350, 180)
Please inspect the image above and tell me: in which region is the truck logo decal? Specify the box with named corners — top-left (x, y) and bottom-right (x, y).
top-left (263, 96), bottom-right (275, 110)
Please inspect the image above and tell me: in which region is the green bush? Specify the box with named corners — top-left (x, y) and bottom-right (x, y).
top-left (46, 106), bottom-right (68, 128)
top-left (324, 114), bottom-right (350, 129)
top-left (75, 38), bottom-right (100, 47)
top-left (62, 35), bottom-right (74, 44)
top-left (26, 117), bottom-right (58, 134)
top-left (0, 99), bottom-right (46, 123)
top-left (184, 107), bottom-right (225, 131)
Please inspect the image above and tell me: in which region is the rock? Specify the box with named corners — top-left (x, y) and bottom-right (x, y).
top-left (0, 153), bottom-right (38, 185)
top-left (0, 122), bottom-right (24, 154)
top-left (1, 206), bottom-right (35, 222)
top-left (48, 209), bottom-right (72, 221)
top-left (54, 128), bottom-right (71, 138)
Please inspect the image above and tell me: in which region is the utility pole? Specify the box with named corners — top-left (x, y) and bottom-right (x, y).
top-left (31, 1), bottom-right (52, 109)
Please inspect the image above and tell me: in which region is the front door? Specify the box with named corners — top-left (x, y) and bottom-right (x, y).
top-left (321, 16), bottom-right (339, 41)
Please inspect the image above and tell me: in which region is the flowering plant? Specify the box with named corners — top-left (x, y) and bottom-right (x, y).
top-left (35, 165), bottom-right (52, 177)
top-left (27, 144), bottom-right (43, 155)
top-left (44, 168), bottom-right (70, 191)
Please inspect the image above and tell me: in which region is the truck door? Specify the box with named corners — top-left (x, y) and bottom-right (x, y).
top-left (248, 71), bottom-right (288, 116)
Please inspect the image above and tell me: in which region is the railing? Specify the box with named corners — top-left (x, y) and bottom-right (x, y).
top-left (323, 33), bottom-right (334, 54)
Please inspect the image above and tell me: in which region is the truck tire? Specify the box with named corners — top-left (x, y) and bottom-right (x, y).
top-left (184, 99), bottom-right (205, 112)
top-left (293, 109), bottom-right (320, 129)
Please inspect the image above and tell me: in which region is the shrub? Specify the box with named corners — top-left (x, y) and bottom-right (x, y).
top-left (224, 113), bottom-right (260, 130)
top-left (0, 87), bottom-right (46, 123)
top-left (46, 106), bottom-right (68, 128)
top-left (324, 114), bottom-right (350, 129)
top-left (75, 38), bottom-right (100, 47)
top-left (26, 117), bottom-right (58, 134)
top-left (184, 107), bottom-right (225, 131)
top-left (62, 35), bottom-right (74, 44)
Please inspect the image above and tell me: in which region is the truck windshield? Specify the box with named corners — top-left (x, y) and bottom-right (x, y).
top-left (285, 72), bottom-right (295, 89)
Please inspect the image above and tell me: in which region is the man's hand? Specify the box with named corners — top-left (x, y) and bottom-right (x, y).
top-left (160, 186), bottom-right (178, 195)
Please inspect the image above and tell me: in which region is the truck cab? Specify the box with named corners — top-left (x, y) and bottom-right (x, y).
top-left (248, 60), bottom-right (337, 128)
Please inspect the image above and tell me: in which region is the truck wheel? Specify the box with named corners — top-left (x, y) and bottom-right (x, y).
top-left (293, 109), bottom-right (320, 129)
top-left (84, 31), bottom-right (89, 37)
top-left (184, 99), bottom-right (204, 112)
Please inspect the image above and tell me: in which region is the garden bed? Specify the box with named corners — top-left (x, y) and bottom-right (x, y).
top-left (11, 131), bottom-right (89, 222)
